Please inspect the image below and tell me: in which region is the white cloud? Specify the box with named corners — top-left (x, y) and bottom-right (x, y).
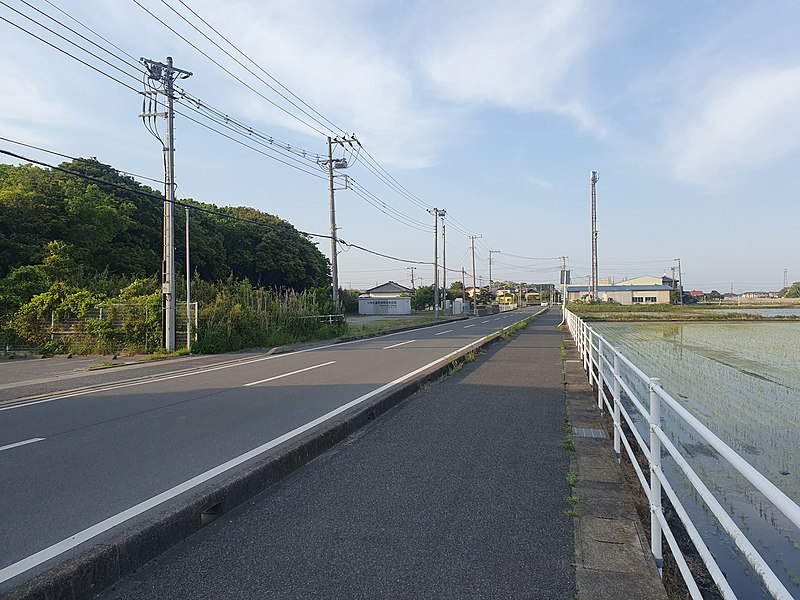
top-left (417, 0), bottom-right (604, 131)
top-left (668, 67), bottom-right (800, 186)
top-left (0, 59), bottom-right (66, 128)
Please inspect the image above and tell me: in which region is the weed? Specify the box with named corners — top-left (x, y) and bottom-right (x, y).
top-left (463, 350), bottom-right (476, 364)
top-left (566, 495), bottom-right (583, 506)
top-left (448, 362), bottom-right (464, 376)
top-left (564, 509), bottom-right (581, 518)
top-left (566, 472), bottom-right (578, 487)
top-left (564, 438), bottom-right (576, 452)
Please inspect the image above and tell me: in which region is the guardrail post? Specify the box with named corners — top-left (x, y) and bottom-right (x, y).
top-left (596, 338), bottom-right (604, 412)
top-left (649, 377), bottom-right (663, 575)
top-left (613, 353), bottom-right (621, 463)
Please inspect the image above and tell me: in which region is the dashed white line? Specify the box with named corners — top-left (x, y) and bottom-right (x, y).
top-left (383, 340), bottom-right (415, 350)
top-left (0, 438), bottom-right (45, 452)
top-left (243, 361), bottom-right (336, 387)
top-left (481, 320), bottom-right (490, 324)
top-left (435, 330), bottom-right (453, 336)
top-left (463, 324), bottom-right (475, 329)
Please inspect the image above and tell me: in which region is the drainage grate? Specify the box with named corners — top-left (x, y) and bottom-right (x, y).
top-left (573, 427), bottom-right (607, 439)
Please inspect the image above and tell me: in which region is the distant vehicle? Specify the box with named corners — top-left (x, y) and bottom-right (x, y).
top-left (541, 301), bottom-right (548, 306)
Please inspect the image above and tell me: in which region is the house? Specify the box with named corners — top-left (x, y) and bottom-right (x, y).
top-left (617, 275), bottom-right (678, 288)
top-left (566, 284), bottom-right (672, 305)
top-left (358, 281), bottom-right (413, 315)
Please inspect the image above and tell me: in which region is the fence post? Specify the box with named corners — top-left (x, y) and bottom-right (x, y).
top-left (649, 377), bottom-right (663, 575)
top-left (596, 338), bottom-right (604, 412)
top-left (613, 353), bottom-right (621, 463)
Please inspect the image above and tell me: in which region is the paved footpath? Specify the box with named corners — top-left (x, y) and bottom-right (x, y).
top-left (102, 311), bottom-right (575, 599)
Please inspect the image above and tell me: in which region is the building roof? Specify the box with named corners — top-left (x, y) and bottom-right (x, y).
top-left (362, 281), bottom-right (414, 295)
top-left (567, 285), bottom-right (672, 292)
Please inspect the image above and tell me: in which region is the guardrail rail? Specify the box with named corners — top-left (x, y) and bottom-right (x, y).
top-left (564, 308), bottom-right (800, 600)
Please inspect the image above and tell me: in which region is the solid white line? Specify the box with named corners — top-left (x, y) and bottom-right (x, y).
top-left (435, 330), bottom-right (453, 336)
top-left (0, 333), bottom-right (500, 585)
top-left (243, 361), bottom-right (336, 387)
top-left (463, 324), bottom-right (475, 329)
top-left (382, 340), bottom-right (416, 350)
top-left (0, 438), bottom-right (45, 452)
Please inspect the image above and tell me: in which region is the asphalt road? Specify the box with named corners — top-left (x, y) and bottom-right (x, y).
top-left (101, 309), bottom-right (573, 599)
top-left (0, 308), bottom-right (540, 592)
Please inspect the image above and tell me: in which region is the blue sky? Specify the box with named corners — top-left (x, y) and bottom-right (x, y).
top-left (2, 0), bottom-right (799, 293)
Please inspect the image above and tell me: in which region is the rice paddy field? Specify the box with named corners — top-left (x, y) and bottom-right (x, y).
top-left (591, 318), bottom-right (800, 599)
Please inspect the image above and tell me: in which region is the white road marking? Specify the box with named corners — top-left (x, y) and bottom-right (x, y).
top-left (481, 320), bottom-right (490, 323)
top-left (0, 438), bottom-right (45, 453)
top-left (0, 324), bottom-right (454, 413)
top-left (435, 330), bottom-right (453, 336)
top-left (383, 340), bottom-right (416, 350)
top-left (494, 318), bottom-right (501, 321)
top-left (463, 324), bottom-right (475, 329)
top-left (0, 311), bottom-right (545, 584)
top-left (243, 361), bottom-right (336, 387)
top-left (0, 325), bottom-right (524, 585)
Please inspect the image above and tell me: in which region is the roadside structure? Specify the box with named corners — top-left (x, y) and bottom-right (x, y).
top-left (358, 281), bottom-right (413, 315)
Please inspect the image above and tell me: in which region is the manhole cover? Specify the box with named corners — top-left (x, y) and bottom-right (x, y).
top-left (573, 427), bottom-right (607, 438)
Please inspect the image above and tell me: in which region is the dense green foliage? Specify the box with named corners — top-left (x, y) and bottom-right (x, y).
top-left (0, 159), bottom-right (334, 354)
top-left (780, 281), bottom-right (800, 298)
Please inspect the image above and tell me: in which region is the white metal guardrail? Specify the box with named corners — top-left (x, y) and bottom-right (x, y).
top-left (564, 308), bottom-right (800, 600)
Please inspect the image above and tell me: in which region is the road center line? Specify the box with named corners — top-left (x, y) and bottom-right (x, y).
top-left (463, 324), bottom-right (475, 328)
top-left (383, 340), bottom-right (415, 350)
top-left (435, 330), bottom-right (453, 336)
top-left (481, 320), bottom-right (490, 323)
top-left (0, 438), bottom-right (45, 453)
top-left (243, 361), bottom-right (336, 387)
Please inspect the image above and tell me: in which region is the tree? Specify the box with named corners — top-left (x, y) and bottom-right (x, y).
top-left (780, 282), bottom-right (800, 298)
top-left (411, 285), bottom-right (434, 310)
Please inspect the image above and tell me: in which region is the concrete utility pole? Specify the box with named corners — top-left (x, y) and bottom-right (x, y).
top-left (141, 56), bottom-right (192, 352)
top-left (470, 235), bottom-right (480, 315)
top-left (489, 250), bottom-right (500, 296)
top-left (429, 208), bottom-right (446, 318)
top-left (461, 267), bottom-right (467, 314)
top-left (407, 266), bottom-right (416, 290)
top-left (441, 218), bottom-right (447, 313)
top-left (675, 258), bottom-right (683, 305)
top-left (590, 170), bottom-right (599, 301)
top-left (320, 134), bottom-right (356, 312)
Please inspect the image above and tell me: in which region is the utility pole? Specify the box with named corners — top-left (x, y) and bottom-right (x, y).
top-left (489, 250), bottom-right (500, 296)
top-left (319, 134), bottom-right (356, 312)
top-left (429, 208), bottom-right (446, 318)
top-left (141, 56), bottom-right (192, 352)
top-left (470, 235), bottom-right (480, 315)
top-left (186, 206), bottom-right (191, 352)
top-left (407, 266), bottom-right (416, 290)
top-left (675, 258), bottom-right (683, 305)
top-left (441, 217), bottom-right (447, 313)
top-left (590, 170), bottom-right (599, 301)
top-left (461, 267), bottom-right (467, 315)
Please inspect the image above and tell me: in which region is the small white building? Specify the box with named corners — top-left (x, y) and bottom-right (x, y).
top-left (358, 281), bottom-right (413, 315)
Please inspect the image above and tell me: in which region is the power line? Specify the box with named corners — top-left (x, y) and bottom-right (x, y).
top-left (131, 0), bottom-right (329, 137)
top-left (0, 148), bottom-right (434, 267)
top-left (160, 0), bottom-right (346, 137)
top-left (0, 136), bottom-right (164, 184)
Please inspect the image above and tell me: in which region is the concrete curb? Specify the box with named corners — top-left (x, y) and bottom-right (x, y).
top-left (4, 313), bottom-right (538, 600)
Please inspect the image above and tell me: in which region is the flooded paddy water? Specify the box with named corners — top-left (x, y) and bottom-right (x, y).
top-left (592, 318), bottom-right (800, 598)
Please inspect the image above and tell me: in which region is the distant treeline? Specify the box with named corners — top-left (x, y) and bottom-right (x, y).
top-left (0, 158), bottom-right (337, 353)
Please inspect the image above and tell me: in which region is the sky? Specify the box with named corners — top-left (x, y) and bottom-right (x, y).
top-left (2, 0), bottom-right (799, 293)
